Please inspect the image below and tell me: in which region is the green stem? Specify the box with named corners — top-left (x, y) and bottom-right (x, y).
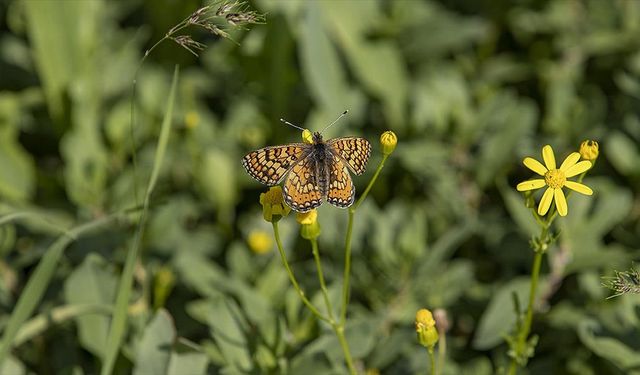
top-left (428, 349), bottom-right (436, 375)
top-left (436, 330), bottom-right (446, 375)
top-left (507, 225), bottom-right (547, 375)
top-left (272, 222), bottom-right (330, 324)
top-left (310, 238), bottom-right (335, 323)
top-left (340, 154), bottom-right (389, 324)
top-left (310, 238), bottom-right (356, 374)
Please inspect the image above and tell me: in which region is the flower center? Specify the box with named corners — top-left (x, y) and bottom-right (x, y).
top-left (544, 169), bottom-right (566, 189)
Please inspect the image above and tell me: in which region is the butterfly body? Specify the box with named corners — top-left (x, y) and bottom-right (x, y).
top-left (243, 131), bottom-right (371, 212)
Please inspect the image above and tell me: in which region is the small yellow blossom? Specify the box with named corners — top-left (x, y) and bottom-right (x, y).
top-left (247, 230), bottom-right (273, 254)
top-left (184, 111), bottom-right (200, 130)
top-left (516, 145), bottom-right (593, 217)
top-left (415, 308), bottom-right (439, 350)
top-left (380, 130), bottom-right (397, 156)
top-left (296, 209), bottom-right (320, 239)
top-left (259, 186), bottom-right (291, 222)
top-left (579, 140), bottom-right (599, 162)
top-left (302, 129), bottom-right (313, 144)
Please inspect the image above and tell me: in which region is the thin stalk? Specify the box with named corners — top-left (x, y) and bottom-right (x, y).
top-left (310, 238), bottom-right (335, 323)
top-left (272, 222), bottom-right (330, 324)
top-left (436, 331), bottom-right (446, 375)
top-left (310, 238), bottom-right (356, 374)
top-left (335, 325), bottom-right (357, 375)
top-left (340, 154), bottom-right (389, 324)
top-left (428, 349), bottom-right (436, 375)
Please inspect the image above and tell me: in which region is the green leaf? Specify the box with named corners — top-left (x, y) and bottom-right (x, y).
top-left (473, 277), bottom-right (544, 350)
top-left (606, 131), bottom-right (640, 176)
top-left (0, 94), bottom-right (35, 202)
top-left (186, 298), bottom-right (252, 371)
top-left (133, 309), bottom-right (176, 375)
top-left (64, 254), bottom-right (117, 357)
top-left (578, 319), bottom-right (640, 371)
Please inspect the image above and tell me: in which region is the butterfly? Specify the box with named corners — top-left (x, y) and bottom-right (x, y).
top-left (242, 113), bottom-right (371, 212)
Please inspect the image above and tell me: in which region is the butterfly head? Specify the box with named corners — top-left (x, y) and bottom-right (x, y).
top-left (312, 132), bottom-right (323, 144)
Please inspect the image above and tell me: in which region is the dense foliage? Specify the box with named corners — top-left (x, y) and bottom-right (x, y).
top-left (1, 0), bottom-right (639, 374)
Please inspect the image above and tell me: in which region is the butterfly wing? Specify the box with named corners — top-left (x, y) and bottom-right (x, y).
top-left (326, 137), bottom-right (371, 175)
top-left (326, 156), bottom-right (355, 209)
top-left (283, 155), bottom-right (323, 212)
top-left (242, 144), bottom-right (309, 186)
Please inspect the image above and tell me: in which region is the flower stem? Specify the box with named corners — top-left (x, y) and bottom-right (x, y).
top-left (310, 238), bottom-right (356, 374)
top-left (507, 223), bottom-right (547, 374)
top-left (340, 154), bottom-right (389, 324)
top-left (310, 239), bottom-right (335, 322)
top-left (428, 349), bottom-right (436, 375)
top-left (272, 221), bottom-right (330, 324)
top-left (436, 331), bottom-right (446, 375)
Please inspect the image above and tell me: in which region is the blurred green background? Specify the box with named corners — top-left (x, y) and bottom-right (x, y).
top-left (1, 0), bottom-right (640, 374)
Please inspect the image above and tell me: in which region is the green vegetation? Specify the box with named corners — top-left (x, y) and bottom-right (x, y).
top-left (1, 0), bottom-right (639, 374)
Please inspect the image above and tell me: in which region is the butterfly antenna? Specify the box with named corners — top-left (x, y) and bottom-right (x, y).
top-left (320, 110), bottom-right (349, 134)
top-left (280, 118), bottom-right (306, 131)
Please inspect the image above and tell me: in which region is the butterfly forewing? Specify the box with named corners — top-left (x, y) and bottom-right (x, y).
top-left (327, 137), bottom-right (371, 175)
top-left (283, 156), bottom-right (324, 212)
top-left (242, 144), bottom-right (309, 185)
top-left (326, 156), bottom-right (355, 208)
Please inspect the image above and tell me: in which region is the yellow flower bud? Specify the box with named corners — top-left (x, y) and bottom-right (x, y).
top-left (247, 230), bottom-right (273, 254)
top-left (579, 140), bottom-right (599, 162)
top-left (302, 129), bottom-right (314, 144)
top-left (259, 186), bottom-right (291, 223)
top-left (415, 308), bottom-right (439, 350)
top-left (153, 266), bottom-right (176, 309)
top-left (296, 209), bottom-right (317, 225)
top-left (380, 130), bottom-right (397, 156)
top-left (296, 209), bottom-right (320, 239)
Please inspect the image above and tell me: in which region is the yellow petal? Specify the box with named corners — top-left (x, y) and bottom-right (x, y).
top-left (523, 157), bottom-right (548, 176)
top-left (542, 145), bottom-right (556, 170)
top-left (559, 152), bottom-right (580, 172)
top-left (538, 187), bottom-right (554, 216)
top-left (564, 181), bottom-right (593, 195)
top-left (517, 179), bottom-right (546, 191)
top-left (564, 160), bottom-right (592, 177)
top-left (554, 188), bottom-right (568, 216)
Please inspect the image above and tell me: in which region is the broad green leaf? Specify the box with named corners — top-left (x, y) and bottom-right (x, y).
top-left (0, 94), bottom-right (35, 202)
top-left (473, 277), bottom-right (546, 350)
top-left (578, 319), bottom-right (640, 371)
top-left (186, 298), bottom-right (252, 371)
top-left (168, 351), bottom-right (209, 375)
top-left (64, 254), bottom-right (117, 357)
top-left (133, 310), bottom-right (176, 375)
top-left (606, 131), bottom-right (640, 176)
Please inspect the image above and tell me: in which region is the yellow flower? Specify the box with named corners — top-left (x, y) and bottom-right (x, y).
top-left (302, 129), bottom-right (313, 144)
top-left (247, 230), bottom-right (273, 254)
top-left (516, 145), bottom-right (593, 217)
top-left (579, 140), bottom-right (599, 161)
top-left (380, 130), bottom-right (397, 156)
top-left (415, 308), bottom-right (439, 350)
top-left (296, 209), bottom-right (320, 239)
top-left (184, 111), bottom-right (200, 130)
top-left (259, 186), bottom-right (291, 222)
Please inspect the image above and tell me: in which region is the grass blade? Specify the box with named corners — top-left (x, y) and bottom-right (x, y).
top-left (101, 65), bottom-right (179, 375)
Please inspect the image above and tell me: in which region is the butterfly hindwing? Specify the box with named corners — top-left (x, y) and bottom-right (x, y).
top-left (283, 156), bottom-right (324, 212)
top-left (326, 156), bottom-right (355, 209)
